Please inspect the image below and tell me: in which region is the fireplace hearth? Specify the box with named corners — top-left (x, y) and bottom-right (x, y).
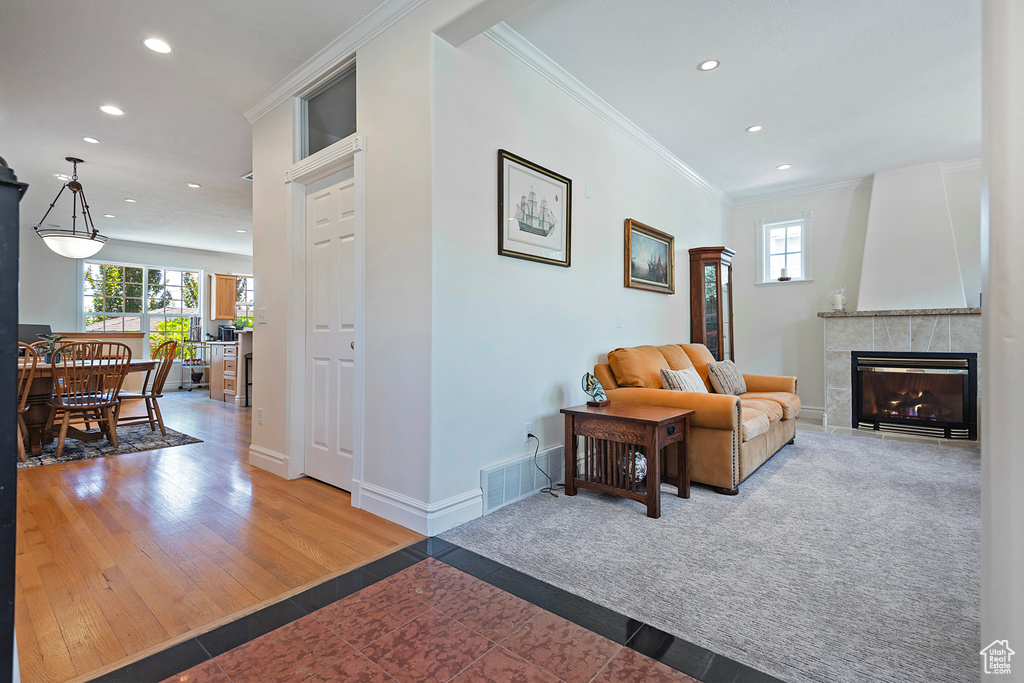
top-left (852, 351), bottom-right (977, 439)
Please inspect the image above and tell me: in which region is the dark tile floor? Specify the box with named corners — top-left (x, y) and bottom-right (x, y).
top-left (93, 539), bottom-right (779, 683)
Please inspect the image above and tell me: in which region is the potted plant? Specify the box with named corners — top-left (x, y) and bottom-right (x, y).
top-left (36, 333), bottom-right (66, 364)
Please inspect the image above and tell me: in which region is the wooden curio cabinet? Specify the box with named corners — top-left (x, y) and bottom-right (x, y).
top-left (689, 247), bottom-right (736, 361)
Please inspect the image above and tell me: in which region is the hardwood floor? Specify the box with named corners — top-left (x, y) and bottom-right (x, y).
top-left (15, 392), bottom-right (423, 683)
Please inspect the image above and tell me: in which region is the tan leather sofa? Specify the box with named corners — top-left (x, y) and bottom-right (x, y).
top-left (594, 343), bottom-right (800, 494)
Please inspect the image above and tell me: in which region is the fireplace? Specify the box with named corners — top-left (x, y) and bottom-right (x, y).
top-left (851, 351), bottom-right (977, 440)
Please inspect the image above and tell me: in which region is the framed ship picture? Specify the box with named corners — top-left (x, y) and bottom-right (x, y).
top-left (625, 218), bottom-right (675, 294)
top-left (498, 149), bottom-right (571, 267)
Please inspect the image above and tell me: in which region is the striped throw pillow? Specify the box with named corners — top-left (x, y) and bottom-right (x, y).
top-left (707, 360), bottom-right (747, 395)
top-left (660, 367), bottom-right (708, 393)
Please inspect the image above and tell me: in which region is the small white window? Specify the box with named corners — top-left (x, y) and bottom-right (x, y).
top-left (755, 212), bottom-right (813, 284)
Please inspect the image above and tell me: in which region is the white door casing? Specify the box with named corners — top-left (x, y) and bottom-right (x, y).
top-left (278, 133), bottom-right (365, 504)
top-left (305, 172), bottom-right (356, 490)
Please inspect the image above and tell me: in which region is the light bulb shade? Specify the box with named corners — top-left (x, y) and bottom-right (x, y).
top-left (37, 229), bottom-right (107, 259)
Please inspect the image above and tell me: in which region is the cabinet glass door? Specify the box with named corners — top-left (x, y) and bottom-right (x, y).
top-left (721, 265), bottom-right (731, 360)
top-left (703, 263), bottom-right (719, 358)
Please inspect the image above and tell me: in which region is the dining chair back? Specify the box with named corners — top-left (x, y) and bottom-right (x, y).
top-left (46, 341), bottom-right (132, 458)
top-left (16, 343), bottom-right (38, 462)
top-left (115, 340), bottom-right (177, 436)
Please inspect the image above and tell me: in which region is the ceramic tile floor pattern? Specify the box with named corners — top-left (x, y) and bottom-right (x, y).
top-left (160, 557), bottom-right (696, 683)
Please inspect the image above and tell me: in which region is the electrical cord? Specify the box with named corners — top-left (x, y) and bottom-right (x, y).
top-left (530, 433), bottom-right (562, 497)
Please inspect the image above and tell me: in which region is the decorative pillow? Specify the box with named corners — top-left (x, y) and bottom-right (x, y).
top-left (607, 345), bottom-right (670, 388)
top-left (660, 367), bottom-right (708, 393)
top-left (707, 360), bottom-right (747, 395)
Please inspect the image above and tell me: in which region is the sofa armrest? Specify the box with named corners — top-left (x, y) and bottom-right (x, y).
top-left (605, 387), bottom-right (740, 430)
top-left (743, 374), bottom-right (798, 394)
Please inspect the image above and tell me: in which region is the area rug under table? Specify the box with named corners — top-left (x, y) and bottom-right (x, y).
top-left (18, 424), bottom-right (203, 469)
top-left (441, 431), bottom-right (980, 683)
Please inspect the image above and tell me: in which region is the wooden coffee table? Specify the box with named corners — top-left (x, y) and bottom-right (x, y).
top-left (560, 403), bottom-right (693, 518)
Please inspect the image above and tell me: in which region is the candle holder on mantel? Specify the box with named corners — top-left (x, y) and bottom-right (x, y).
top-left (830, 286), bottom-right (847, 311)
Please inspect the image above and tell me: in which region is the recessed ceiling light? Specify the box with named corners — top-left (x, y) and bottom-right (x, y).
top-left (698, 59), bottom-right (720, 71)
top-left (235, 229), bottom-right (247, 233)
top-left (124, 198), bottom-right (137, 202)
top-left (187, 182), bottom-right (201, 188)
top-left (103, 214), bottom-right (115, 218)
top-left (100, 105), bottom-right (125, 116)
top-left (83, 136), bottom-right (100, 144)
top-left (745, 125), bottom-right (762, 133)
top-left (777, 164), bottom-right (792, 170)
top-left (143, 38), bottom-right (172, 54)
top-left (54, 173), bottom-right (71, 181)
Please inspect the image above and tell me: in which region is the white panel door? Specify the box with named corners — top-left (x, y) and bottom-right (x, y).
top-left (305, 174), bottom-right (356, 490)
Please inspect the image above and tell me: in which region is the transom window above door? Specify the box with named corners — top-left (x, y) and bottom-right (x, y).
top-left (755, 212), bottom-right (813, 284)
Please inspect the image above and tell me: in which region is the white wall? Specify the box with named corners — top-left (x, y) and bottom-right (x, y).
top-left (858, 163), bottom-right (966, 310)
top-left (430, 33), bottom-right (729, 505)
top-left (982, 0), bottom-right (1024, 660)
top-left (729, 164), bottom-right (980, 414)
top-left (250, 101), bottom-right (295, 464)
top-left (18, 230), bottom-right (252, 334)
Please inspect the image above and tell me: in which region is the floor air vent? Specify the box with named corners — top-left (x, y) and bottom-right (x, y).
top-left (481, 447), bottom-right (564, 514)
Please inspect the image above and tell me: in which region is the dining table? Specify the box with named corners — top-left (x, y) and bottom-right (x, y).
top-left (19, 358), bottom-right (157, 457)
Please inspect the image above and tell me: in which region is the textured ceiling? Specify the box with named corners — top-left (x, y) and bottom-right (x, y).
top-left (507, 0), bottom-right (982, 202)
top-left (0, 0), bottom-right (385, 255)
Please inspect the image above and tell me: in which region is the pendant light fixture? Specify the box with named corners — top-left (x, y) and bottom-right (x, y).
top-left (34, 157), bottom-right (108, 259)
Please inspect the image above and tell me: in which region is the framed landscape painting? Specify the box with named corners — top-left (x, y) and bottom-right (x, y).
top-left (624, 219), bottom-right (675, 294)
top-left (497, 149), bottom-right (572, 267)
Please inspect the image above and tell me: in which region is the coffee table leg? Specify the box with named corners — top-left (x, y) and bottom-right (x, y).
top-left (678, 418), bottom-right (690, 499)
top-left (646, 430), bottom-right (661, 518)
top-left (564, 414), bottom-right (577, 496)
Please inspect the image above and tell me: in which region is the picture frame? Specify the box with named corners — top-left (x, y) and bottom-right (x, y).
top-left (624, 219), bottom-right (675, 294)
top-left (498, 149), bottom-right (571, 267)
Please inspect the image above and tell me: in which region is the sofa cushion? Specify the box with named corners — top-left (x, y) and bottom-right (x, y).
top-left (661, 367), bottom-right (708, 393)
top-left (741, 408), bottom-right (772, 442)
top-left (740, 398), bottom-right (783, 424)
top-left (680, 344), bottom-right (716, 391)
top-left (742, 391), bottom-right (802, 420)
top-left (607, 345), bottom-right (670, 388)
top-left (708, 360), bottom-right (748, 395)
top-left (657, 344), bottom-right (695, 371)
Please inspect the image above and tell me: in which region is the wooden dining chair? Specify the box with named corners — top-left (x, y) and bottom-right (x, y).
top-left (17, 343), bottom-right (38, 462)
top-left (44, 341), bottom-right (132, 458)
top-left (115, 340), bottom-right (177, 436)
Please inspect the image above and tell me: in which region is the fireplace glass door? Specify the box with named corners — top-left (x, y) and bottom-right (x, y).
top-left (852, 352), bottom-right (977, 440)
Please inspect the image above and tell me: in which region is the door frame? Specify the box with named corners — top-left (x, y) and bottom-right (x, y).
top-left (284, 133), bottom-right (366, 507)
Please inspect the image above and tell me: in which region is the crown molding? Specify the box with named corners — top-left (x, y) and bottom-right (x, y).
top-left (730, 157), bottom-right (982, 207)
top-left (484, 23), bottom-right (732, 208)
top-left (940, 158), bottom-right (982, 173)
top-left (243, 0), bottom-right (428, 123)
top-left (730, 176), bottom-right (874, 208)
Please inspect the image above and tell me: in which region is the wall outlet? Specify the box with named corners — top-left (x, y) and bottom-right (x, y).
top-left (524, 422), bottom-right (533, 442)
top-left (257, 408), bottom-right (264, 425)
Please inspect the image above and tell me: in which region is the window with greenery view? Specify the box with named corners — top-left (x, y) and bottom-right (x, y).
top-left (84, 263), bottom-right (200, 358)
top-left (235, 276), bottom-right (254, 328)
top-left (755, 212), bottom-right (813, 284)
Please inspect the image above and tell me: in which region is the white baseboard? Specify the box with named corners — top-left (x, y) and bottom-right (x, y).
top-left (249, 445), bottom-right (291, 478)
top-left (798, 406), bottom-right (825, 424)
top-left (360, 484), bottom-right (483, 535)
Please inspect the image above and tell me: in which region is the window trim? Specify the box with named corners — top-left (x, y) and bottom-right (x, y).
top-left (82, 259), bottom-right (205, 358)
top-left (755, 212), bottom-right (814, 285)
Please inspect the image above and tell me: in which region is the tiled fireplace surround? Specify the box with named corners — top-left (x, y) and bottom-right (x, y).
top-left (819, 308), bottom-right (982, 430)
